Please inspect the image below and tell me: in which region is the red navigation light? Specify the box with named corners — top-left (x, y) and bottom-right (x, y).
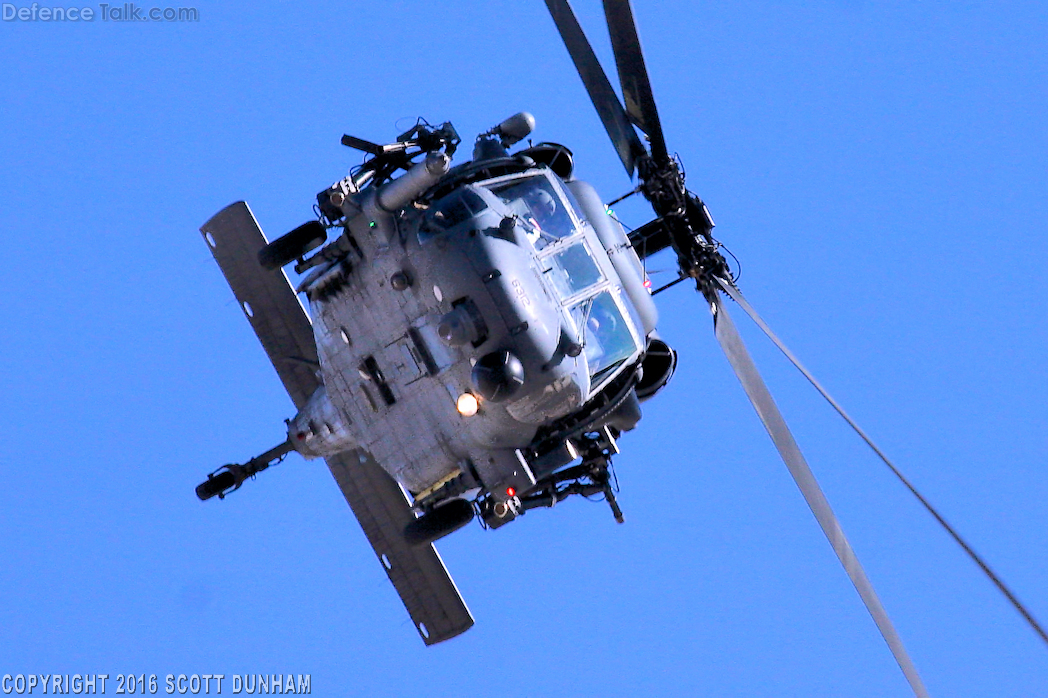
top-left (506, 487), bottom-right (516, 497)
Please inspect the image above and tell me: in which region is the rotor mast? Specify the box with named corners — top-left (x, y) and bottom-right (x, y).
top-left (545, 0), bottom-right (727, 293)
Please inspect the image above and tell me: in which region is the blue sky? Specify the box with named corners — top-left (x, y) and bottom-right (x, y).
top-left (2, 1), bottom-right (1046, 695)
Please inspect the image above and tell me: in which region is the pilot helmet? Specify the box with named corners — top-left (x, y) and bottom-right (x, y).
top-left (525, 187), bottom-right (556, 223)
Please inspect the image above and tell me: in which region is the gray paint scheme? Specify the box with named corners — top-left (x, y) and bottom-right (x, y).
top-left (566, 179), bottom-right (657, 335)
top-left (326, 450), bottom-right (473, 646)
top-left (199, 201), bottom-right (473, 645)
top-left (200, 153), bottom-right (654, 647)
top-left (200, 202), bottom-right (320, 410)
top-left (298, 167), bottom-right (647, 497)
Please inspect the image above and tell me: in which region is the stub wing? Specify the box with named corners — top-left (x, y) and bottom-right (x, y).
top-left (201, 201), bottom-right (472, 644)
top-left (200, 201), bottom-right (320, 410)
top-left (325, 450), bottom-right (474, 645)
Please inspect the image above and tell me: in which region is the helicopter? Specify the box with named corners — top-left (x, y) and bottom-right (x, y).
top-left (193, 0), bottom-right (1045, 692)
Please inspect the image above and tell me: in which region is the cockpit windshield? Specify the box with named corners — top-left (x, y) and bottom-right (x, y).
top-left (486, 175), bottom-right (580, 247)
top-left (481, 172), bottom-right (641, 390)
top-left (572, 290), bottom-right (640, 386)
top-left (545, 241), bottom-right (603, 300)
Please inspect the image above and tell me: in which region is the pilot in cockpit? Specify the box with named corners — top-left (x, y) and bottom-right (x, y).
top-left (520, 187), bottom-right (557, 249)
top-left (488, 175), bottom-right (577, 247)
top-left (524, 187), bottom-right (557, 231)
top-left (583, 298), bottom-right (614, 365)
top-left (524, 185), bottom-right (580, 248)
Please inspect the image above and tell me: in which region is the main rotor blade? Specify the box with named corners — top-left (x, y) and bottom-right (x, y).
top-left (602, 0), bottom-right (669, 165)
top-left (545, 0), bottom-right (648, 177)
top-left (708, 293), bottom-right (930, 698)
top-left (715, 276), bottom-right (1048, 648)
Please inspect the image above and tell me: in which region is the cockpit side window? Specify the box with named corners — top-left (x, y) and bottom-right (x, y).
top-left (487, 176), bottom-right (577, 246)
top-left (572, 290), bottom-right (640, 387)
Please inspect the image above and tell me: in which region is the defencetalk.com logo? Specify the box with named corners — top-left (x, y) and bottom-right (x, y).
top-left (2, 3), bottom-right (199, 21)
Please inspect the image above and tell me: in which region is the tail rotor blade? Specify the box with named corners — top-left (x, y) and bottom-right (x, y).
top-left (545, 0), bottom-right (648, 177)
top-left (708, 293), bottom-right (930, 698)
top-left (602, 0), bottom-right (669, 165)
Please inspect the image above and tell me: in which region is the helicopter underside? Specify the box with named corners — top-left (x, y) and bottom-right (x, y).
top-left (285, 154), bottom-right (666, 515)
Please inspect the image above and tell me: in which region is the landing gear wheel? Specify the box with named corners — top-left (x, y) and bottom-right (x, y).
top-left (404, 499), bottom-right (475, 547)
top-left (258, 221), bottom-right (327, 270)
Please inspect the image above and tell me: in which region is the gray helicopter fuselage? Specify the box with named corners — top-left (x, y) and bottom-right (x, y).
top-left (288, 152), bottom-right (657, 505)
